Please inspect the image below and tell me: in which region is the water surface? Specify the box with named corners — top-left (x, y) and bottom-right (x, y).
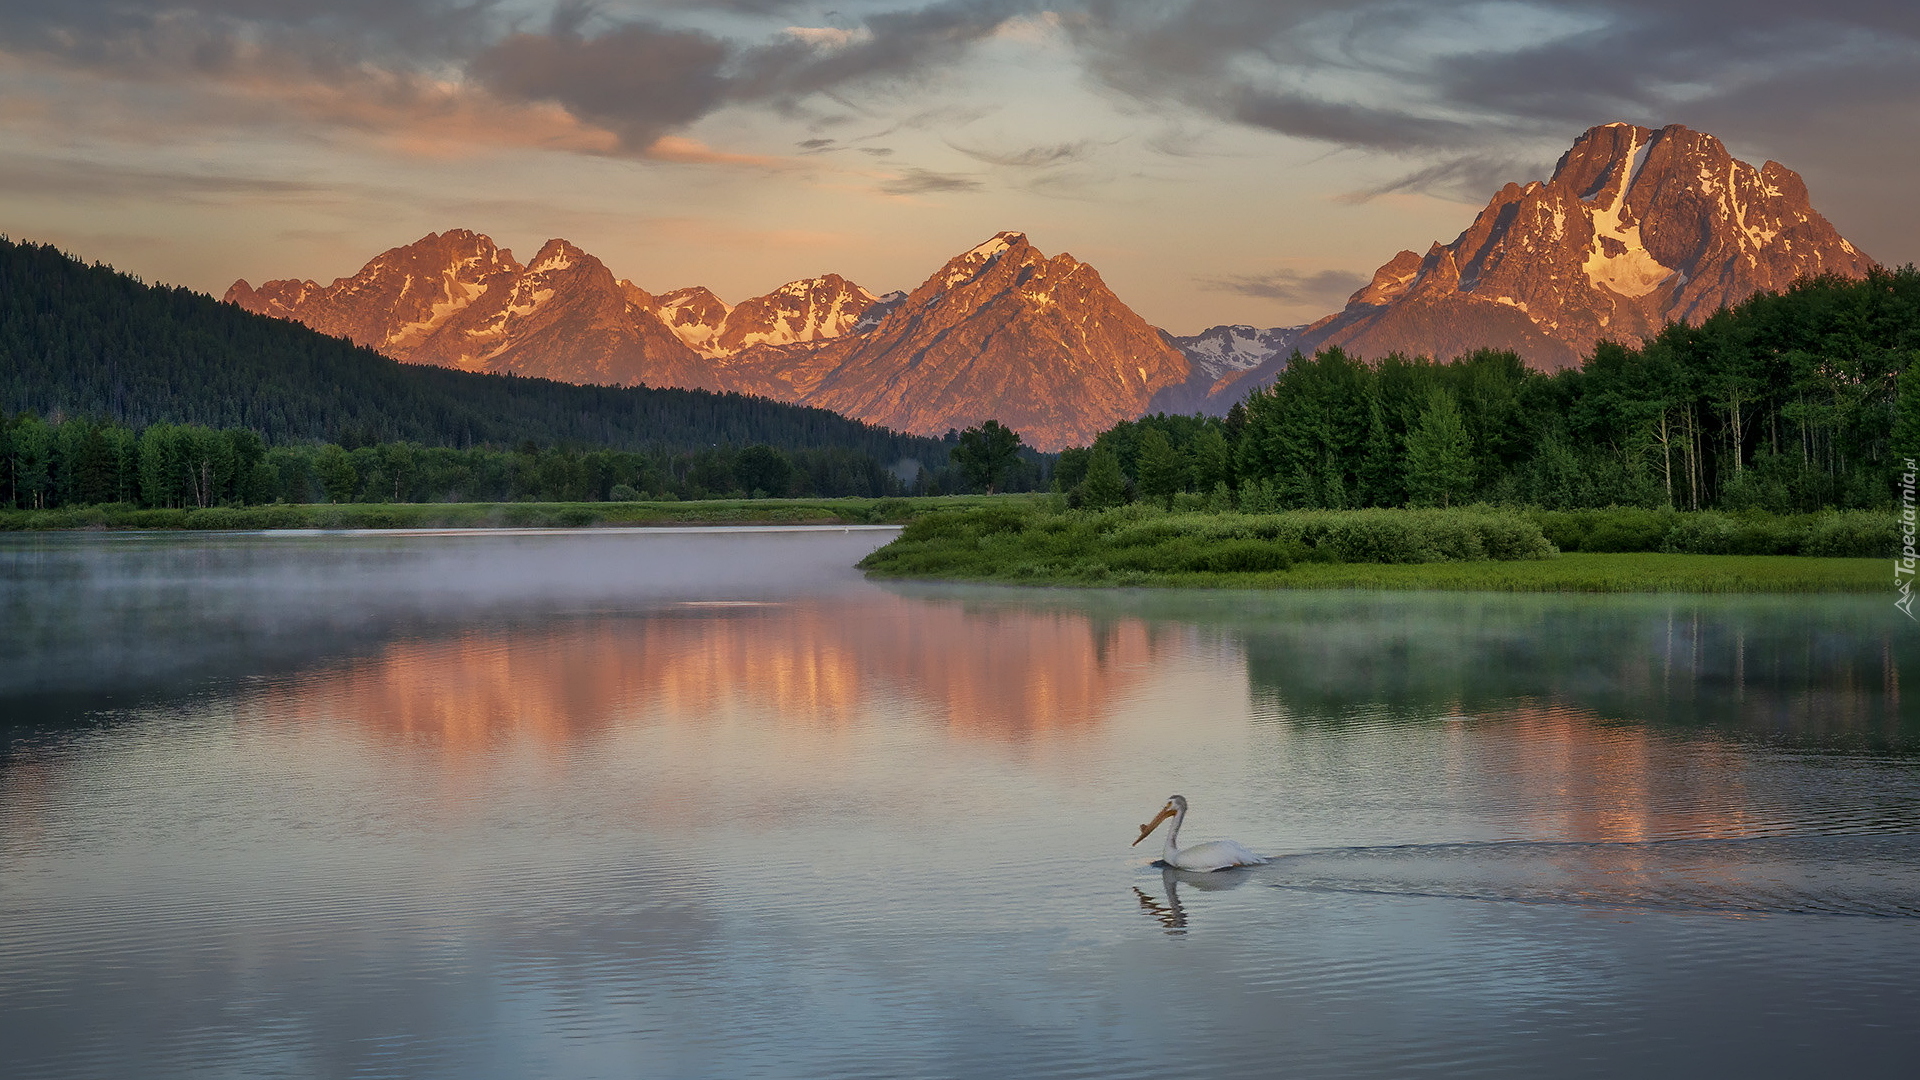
top-left (2, 529), bottom-right (1916, 1079)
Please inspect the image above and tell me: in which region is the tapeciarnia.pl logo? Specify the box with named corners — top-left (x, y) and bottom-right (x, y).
top-left (1899, 457), bottom-right (1917, 621)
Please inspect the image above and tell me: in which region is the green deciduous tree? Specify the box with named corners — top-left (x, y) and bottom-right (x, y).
top-left (1135, 428), bottom-right (1188, 509)
top-left (1078, 447), bottom-right (1130, 509)
top-left (1405, 388), bottom-right (1476, 508)
top-left (315, 444), bottom-right (358, 504)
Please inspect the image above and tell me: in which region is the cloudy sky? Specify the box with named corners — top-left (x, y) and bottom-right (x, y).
top-left (3, 0), bottom-right (1916, 332)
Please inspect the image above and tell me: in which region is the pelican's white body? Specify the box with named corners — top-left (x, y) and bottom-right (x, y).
top-left (1139, 795), bottom-right (1267, 872)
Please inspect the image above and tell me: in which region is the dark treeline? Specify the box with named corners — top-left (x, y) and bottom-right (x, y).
top-left (0, 236), bottom-right (949, 465)
top-left (0, 409), bottom-right (1077, 508)
top-left (0, 415), bottom-right (1003, 508)
top-left (1059, 269), bottom-right (1920, 512)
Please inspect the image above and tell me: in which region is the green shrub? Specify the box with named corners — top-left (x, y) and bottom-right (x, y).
top-left (1585, 508), bottom-right (1677, 552)
top-left (860, 505), bottom-right (1558, 583)
top-left (1192, 539), bottom-right (1296, 572)
top-left (871, 498), bottom-right (913, 522)
top-left (1802, 512), bottom-right (1897, 558)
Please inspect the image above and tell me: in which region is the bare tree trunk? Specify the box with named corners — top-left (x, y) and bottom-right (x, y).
top-left (1655, 411), bottom-right (1674, 508)
top-left (1728, 391), bottom-right (1745, 474)
top-left (1681, 405), bottom-right (1701, 510)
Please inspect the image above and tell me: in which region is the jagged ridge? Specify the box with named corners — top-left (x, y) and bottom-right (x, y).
top-left (231, 230), bottom-right (1193, 450)
top-left (1297, 122), bottom-right (1874, 370)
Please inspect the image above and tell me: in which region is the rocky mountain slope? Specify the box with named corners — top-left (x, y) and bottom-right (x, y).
top-left (231, 230), bottom-right (1191, 450)
top-left (228, 230), bottom-right (710, 388)
top-left (1298, 122), bottom-right (1874, 370)
top-left (787, 233), bottom-right (1192, 448)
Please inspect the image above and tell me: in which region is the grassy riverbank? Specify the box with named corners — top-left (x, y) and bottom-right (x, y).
top-left (1198, 553), bottom-right (1883, 593)
top-left (0, 495), bottom-right (1039, 531)
top-left (857, 505), bottom-right (1891, 593)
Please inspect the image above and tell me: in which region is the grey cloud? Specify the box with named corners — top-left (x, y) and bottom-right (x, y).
top-left (465, 1), bottom-right (1042, 154)
top-left (0, 0), bottom-right (1039, 157)
top-left (1338, 155), bottom-right (1545, 205)
top-left (471, 16), bottom-right (730, 149)
top-left (1199, 267), bottom-right (1367, 306)
top-left (1223, 88), bottom-right (1482, 153)
top-left (1073, 1), bottom-right (1920, 153)
top-left (0, 0), bottom-right (501, 73)
top-left (650, 0), bottom-right (818, 11)
top-left (0, 154), bottom-right (333, 202)
top-left (879, 167), bottom-right (985, 194)
top-left (948, 140), bottom-right (1096, 168)
top-left (729, 0), bottom-right (1039, 103)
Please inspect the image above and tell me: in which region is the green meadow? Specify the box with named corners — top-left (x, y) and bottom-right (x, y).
top-left (856, 504), bottom-right (1893, 593)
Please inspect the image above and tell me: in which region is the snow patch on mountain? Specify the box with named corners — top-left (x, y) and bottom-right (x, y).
top-left (854, 291), bottom-right (906, 333)
top-left (944, 231), bottom-right (1024, 285)
top-left (1581, 127), bottom-right (1677, 299)
top-left (1169, 324), bottom-right (1303, 380)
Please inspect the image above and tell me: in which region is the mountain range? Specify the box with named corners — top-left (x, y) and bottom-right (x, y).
top-left (231, 230), bottom-right (1188, 450)
top-left (4, 235), bottom-right (945, 463)
top-left (227, 122), bottom-right (1874, 448)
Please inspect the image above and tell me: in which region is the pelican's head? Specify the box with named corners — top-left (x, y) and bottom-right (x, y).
top-left (1132, 794), bottom-right (1187, 846)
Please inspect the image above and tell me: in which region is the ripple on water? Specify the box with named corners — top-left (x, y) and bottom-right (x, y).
top-left (1259, 834), bottom-right (1920, 918)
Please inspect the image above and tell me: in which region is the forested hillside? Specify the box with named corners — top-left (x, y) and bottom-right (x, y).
top-left (0, 237), bottom-right (946, 463)
top-left (1061, 269), bottom-right (1920, 513)
top-left (0, 416), bottom-right (939, 508)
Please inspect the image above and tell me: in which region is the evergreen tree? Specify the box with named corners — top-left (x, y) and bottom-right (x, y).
top-left (953, 420), bottom-right (1022, 493)
top-left (735, 445), bottom-right (795, 497)
top-left (315, 444), bottom-right (358, 504)
top-left (12, 415), bottom-right (52, 510)
top-left (1190, 426), bottom-right (1232, 495)
top-left (1896, 361), bottom-right (1920, 462)
top-left (1052, 447), bottom-right (1093, 493)
top-left (1135, 428), bottom-right (1188, 509)
top-left (1078, 447), bottom-right (1130, 510)
top-left (1238, 476), bottom-right (1280, 513)
top-left (1405, 388), bottom-right (1476, 507)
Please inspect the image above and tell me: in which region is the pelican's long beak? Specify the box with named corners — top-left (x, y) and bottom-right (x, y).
top-left (1132, 804), bottom-right (1176, 846)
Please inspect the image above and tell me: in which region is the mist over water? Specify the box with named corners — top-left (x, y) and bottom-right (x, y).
top-left (2, 529), bottom-right (1916, 1079)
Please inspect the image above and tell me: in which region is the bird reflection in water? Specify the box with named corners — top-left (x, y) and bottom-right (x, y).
top-left (1133, 865), bottom-right (1252, 935)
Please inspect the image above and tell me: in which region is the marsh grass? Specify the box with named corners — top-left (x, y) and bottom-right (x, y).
top-left (857, 504), bottom-right (1887, 593)
top-left (1527, 508), bottom-right (1892, 557)
top-left (861, 505), bottom-right (1550, 583)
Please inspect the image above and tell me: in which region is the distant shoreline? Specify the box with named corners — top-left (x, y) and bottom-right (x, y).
top-left (0, 496), bottom-right (1033, 533)
top-left (4, 500), bottom-right (1892, 595)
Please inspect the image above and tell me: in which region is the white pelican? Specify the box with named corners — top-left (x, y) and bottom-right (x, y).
top-left (1132, 794), bottom-right (1267, 871)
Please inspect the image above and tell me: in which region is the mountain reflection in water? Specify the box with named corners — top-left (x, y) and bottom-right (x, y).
top-left (239, 598), bottom-right (1170, 750)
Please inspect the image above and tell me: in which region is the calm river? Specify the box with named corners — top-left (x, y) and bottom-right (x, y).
top-left (2, 528), bottom-right (1916, 1079)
